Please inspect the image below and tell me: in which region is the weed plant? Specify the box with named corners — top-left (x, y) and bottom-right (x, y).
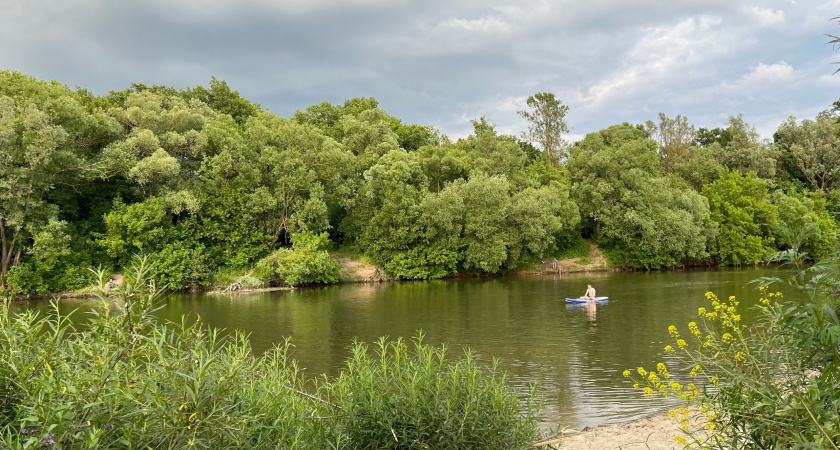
top-left (627, 287), bottom-right (840, 448)
top-left (325, 336), bottom-right (543, 449)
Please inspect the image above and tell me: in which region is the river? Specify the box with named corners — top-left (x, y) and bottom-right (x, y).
top-left (11, 267), bottom-right (791, 430)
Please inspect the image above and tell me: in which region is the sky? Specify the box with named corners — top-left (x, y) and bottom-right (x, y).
top-left (1, 0), bottom-right (839, 141)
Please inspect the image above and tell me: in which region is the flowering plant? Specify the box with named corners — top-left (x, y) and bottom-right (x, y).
top-left (627, 287), bottom-right (840, 448)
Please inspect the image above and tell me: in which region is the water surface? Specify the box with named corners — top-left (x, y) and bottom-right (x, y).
top-left (13, 267), bottom-right (791, 430)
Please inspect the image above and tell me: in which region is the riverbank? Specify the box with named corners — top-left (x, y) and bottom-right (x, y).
top-left (552, 409), bottom-right (704, 449)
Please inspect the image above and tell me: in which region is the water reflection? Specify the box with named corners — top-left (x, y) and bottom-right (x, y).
top-left (11, 267), bottom-right (794, 430)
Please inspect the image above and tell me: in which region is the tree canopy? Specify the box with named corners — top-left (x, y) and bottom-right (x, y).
top-left (0, 72), bottom-right (838, 294)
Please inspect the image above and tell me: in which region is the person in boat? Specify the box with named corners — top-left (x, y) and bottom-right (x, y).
top-left (583, 284), bottom-right (596, 300)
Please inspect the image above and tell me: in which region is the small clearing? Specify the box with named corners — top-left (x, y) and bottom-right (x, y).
top-left (335, 256), bottom-right (383, 282)
top-left (538, 243), bottom-right (611, 273)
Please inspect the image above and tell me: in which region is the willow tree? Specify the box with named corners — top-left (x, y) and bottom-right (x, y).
top-left (0, 72), bottom-right (98, 288)
top-left (517, 92), bottom-right (569, 166)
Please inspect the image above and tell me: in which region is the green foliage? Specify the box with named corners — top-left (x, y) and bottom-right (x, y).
top-left (5, 70), bottom-right (840, 293)
top-left (645, 112), bottom-right (696, 174)
top-left (568, 124), bottom-right (711, 268)
top-left (775, 115), bottom-right (840, 192)
top-left (703, 171), bottom-right (778, 265)
top-left (553, 236), bottom-right (590, 260)
top-left (711, 115), bottom-right (778, 179)
top-left (517, 92), bottom-right (570, 164)
top-left (254, 232), bottom-right (340, 287)
top-left (326, 335), bottom-right (543, 449)
top-left (629, 288), bottom-right (840, 448)
top-left (0, 267), bottom-right (542, 448)
top-left (772, 190), bottom-right (839, 261)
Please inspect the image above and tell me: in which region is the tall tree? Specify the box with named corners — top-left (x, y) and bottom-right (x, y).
top-left (645, 113), bottom-right (696, 173)
top-left (0, 72), bottom-right (97, 288)
top-left (774, 116), bottom-right (840, 192)
top-left (517, 93), bottom-right (570, 165)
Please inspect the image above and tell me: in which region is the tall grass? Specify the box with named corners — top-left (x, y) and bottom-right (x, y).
top-left (0, 261), bottom-right (542, 449)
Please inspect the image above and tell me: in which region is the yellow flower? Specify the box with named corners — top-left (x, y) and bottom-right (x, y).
top-left (677, 339), bottom-right (687, 349)
top-left (643, 387), bottom-right (654, 396)
top-left (622, 370), bottom-right (631, 377)
top-left (688, 321), bottom-right (701, 337)
top-left (668, 325), bottom-right (679, 338)
top-left (674, 435), bottom-right (687, 444)
top-left (664, 345), bottom-right (675, 353)
top-left (698, 307), bottom-right (707, 316)
top-left (637, 367), bottom-right (647, 376)
top-left (722, 333), bottom-right (733, 341)
top-left (657, 362), bottom-right (668, 374)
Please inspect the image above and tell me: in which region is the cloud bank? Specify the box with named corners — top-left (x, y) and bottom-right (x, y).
top-left (0, 0), bottom-right (835, 140)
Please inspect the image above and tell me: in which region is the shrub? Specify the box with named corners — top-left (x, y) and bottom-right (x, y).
top-left (627, 288), bottom-right (840, 448)
top-left (325, 335), bottom-right (543, 449)
top-left (254, 232), bottom-right (340, 287)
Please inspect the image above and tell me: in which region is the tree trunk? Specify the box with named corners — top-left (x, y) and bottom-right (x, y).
top-left (0, 218), bottom-right (19, 288)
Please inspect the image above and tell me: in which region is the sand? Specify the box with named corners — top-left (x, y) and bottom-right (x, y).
top-left (534, 409), bottom-right (705, 449)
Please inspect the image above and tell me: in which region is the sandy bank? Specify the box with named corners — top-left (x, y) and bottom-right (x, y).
top-left (536, 409), bottom-right (705, 449)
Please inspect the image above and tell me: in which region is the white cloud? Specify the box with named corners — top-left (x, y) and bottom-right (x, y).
top-left (439, 16), bottom-right (512, 34)
top-left (575, 15), bottom-right (726, 107)
top-left (740, 61), bottom-right (795, 84)
top-left (745, 6), bottom-right (785, 27)
top-left (143, 0), bottom-right (401, 20)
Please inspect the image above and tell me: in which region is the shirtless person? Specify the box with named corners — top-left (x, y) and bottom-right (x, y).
top-left (583, 284), bottom-right (596, 300)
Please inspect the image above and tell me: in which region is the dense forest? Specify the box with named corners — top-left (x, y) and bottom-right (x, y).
top-left (1, 70), bottom-right (838, 294)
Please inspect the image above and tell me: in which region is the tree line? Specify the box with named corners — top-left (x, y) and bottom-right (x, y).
top-left (1, 70), bottom-right (838, 293)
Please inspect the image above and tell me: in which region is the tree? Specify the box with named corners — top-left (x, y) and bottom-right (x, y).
top-left (712, 115), bottom-right (778, 179)
top-left (183, 77), bottom-right (260, 125)
top-left (645, 113), bottom-right (696, 173)
top-left (243, 112), bottom-right (352, 241)
top-left (457, 118), bottom-right (528, 178)
top-left (567, 124), bottom-right (710, 268)
top-left (772, 190), bottom-right (838, 261)
top-left (517, 93), bottom-right (570, 165)
top-left (774, 116), bottom-right (840, 192)
top-left (702, 171), bottom-right (778, 266)
top-left (0, 72), bottom-right (98, 288)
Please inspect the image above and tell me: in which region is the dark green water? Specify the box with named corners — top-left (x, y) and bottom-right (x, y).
top-left (12, 267), bottom-right (791, 430)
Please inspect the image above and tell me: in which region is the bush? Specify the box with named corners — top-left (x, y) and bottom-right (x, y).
top-left (326, 335), bottom-right (543, 449)
top-left (254, 232), bottom-right (340, 287)
top-left (627, 288), bottom-right (840, 448)
top-left (1, 263), bottom-right (541, 449)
